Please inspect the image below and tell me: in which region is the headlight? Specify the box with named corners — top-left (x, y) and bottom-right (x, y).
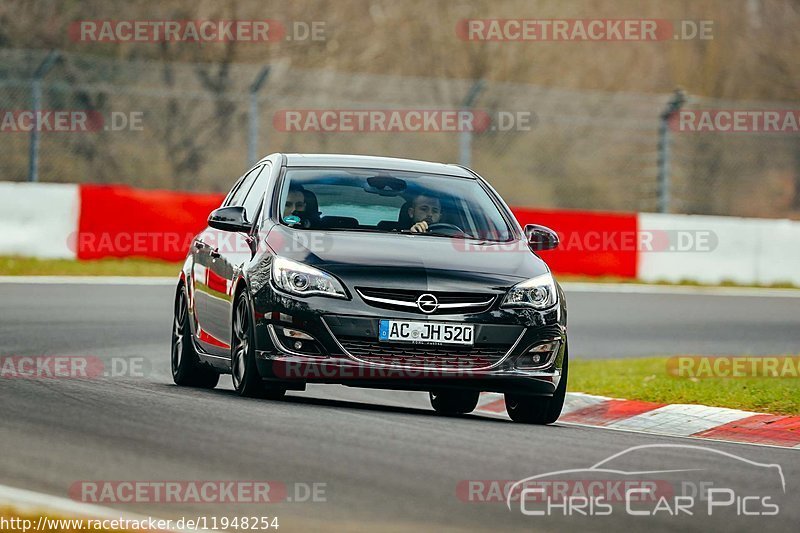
top-left (271, 256), bottom-right (348, 299)
top-left (501, 273), bottom-right (558, 310)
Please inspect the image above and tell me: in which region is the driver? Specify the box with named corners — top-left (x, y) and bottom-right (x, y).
top-left (407, 194), bottom-right (442, 233)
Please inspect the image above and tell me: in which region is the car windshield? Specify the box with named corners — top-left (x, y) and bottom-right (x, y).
top-left (277, 168), bottom-right (513, 241)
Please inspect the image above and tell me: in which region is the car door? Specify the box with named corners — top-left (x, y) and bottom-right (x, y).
top-left (194, 164), bottom-right (264, 355)
top-left (202, 163), bottom-right (271, 354)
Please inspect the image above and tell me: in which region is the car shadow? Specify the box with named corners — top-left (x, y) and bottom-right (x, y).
top-left (158, 381), bottom-right (514, 424)
top-left (281, 393), bottom-right (512, 424)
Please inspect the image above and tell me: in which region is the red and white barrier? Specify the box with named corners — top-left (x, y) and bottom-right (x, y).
top-left (1, 181), bottom-right (798, 286)
top-left (0, 182), bottom-right (80, 259)
top-left (76, 184), bottom-right (224, 262)
top-left (512, 207), bottom-right (638, 278)
top-left (638, 213), bottom-right (800, 286)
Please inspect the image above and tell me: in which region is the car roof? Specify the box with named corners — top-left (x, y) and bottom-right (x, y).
top-left (272, 153), bottom-right (475, 178)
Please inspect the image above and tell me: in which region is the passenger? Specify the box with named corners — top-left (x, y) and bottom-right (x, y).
top-left (283, 185), bottom-right (306, 219)
top-left (302, 190), bottom-right (321, 228)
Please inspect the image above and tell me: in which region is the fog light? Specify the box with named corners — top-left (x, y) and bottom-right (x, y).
top-left (515, 340), bottom-right (560, 370)
top-left (529, 341), bottom-right (558, 354)
top-left (281, 328), bottom-right (313, 340)
top-left (268, 325), bottom-right (324, 357)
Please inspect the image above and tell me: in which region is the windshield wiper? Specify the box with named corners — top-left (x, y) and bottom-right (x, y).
top-left (293, 226), bottom-right (482, 240)
top-left (395, 229), bottom-right (476, 240)
top-left (308, 227), bottom-right (392, 235)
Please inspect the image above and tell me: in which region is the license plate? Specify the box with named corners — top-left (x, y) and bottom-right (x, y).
top-left (378, 319), bottom-right (474, 345)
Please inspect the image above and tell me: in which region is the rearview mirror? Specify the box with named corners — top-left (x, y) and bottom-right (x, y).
top-left (364, 175), bottom-right (407, 196)
top-left (524, 224), bottom-right (559, 251)
top-left (208, 206), bottom-right (250, 232)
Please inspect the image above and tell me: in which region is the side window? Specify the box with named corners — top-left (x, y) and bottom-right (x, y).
top-left (262, 167), bottom-right (286, 225)
top-left (242, 164), bottom-right (271, 223)
top-left (226, 165), bottom-right (264, 208)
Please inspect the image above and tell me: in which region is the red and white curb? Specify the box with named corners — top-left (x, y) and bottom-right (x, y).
top-left (476, 392), bottom-right (800, 448)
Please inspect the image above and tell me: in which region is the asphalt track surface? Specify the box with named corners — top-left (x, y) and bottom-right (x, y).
top-left (0, 281), bottom-right (798, 532)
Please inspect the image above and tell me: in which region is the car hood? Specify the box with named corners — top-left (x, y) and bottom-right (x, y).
top-left (265, 226), bottom-right (548, 291)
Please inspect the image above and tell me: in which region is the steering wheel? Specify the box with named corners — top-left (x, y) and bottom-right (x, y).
top-left (426, 222), bottom-right (466, 236)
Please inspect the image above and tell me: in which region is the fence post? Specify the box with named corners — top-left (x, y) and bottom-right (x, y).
top-left (657, 89), bottom-right (686, 213)
top-left (28, 51), bottom-right (60, 182)
top-left (248, 66), bottom-right (271, 166)
top-left (459, 79), bottom-right (485, 168)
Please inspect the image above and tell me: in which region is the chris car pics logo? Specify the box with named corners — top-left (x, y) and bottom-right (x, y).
top-left (505, 444), bottom-right (785, 518)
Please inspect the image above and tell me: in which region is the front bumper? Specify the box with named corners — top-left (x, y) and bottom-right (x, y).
top-left (251, 283), bottom-right (567, 396)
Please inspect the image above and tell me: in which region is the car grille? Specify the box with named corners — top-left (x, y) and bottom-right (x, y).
top-left (336, 337), bottom-right (510, 370)
top-left (356, 287), bottom-right (496, 315)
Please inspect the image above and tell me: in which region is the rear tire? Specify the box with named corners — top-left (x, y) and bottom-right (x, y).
top-left (505, 345), bottom-right (568, 425)
top-left (430, 390), bottom-right (480, 415)
top-left (231, 291), bottom-right (286, 400)
top-left (171, 285), bottom-right (220, 389)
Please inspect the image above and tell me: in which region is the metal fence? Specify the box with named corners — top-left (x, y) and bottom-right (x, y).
top-left (1, 48), bottom-right (797, 218)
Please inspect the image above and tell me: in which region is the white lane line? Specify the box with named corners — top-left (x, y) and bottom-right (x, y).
top-left (561, 282), bottom-right (800, 298)
top-left (0, 276), bottom-right (175, 285)
top-left (0, 483), bottom-right (191, 532)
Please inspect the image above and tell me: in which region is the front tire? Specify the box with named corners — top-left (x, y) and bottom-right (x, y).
top-left (231, 291), bottom-right (286, 400)
top-left (505, 346), bottom-right (568, 425)
top-left (171, 285), bottom-right (219, 389)
top-left (430, 390), bottom-right (480, 415)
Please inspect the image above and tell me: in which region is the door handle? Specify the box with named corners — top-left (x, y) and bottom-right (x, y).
top-left (210, 248), bottom-right (221, 259)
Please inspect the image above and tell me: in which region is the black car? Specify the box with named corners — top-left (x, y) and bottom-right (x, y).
top-left (172, 154), bottom-right (567, 424)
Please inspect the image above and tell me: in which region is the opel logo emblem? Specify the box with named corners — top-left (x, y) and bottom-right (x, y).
top-left (416, 293), bottom-right (439, 314)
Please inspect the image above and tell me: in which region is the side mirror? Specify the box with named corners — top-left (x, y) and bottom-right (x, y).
top-left (524, 224), bottom-right (559, 251)
top-left (208, 206), bottom-right (250, 232)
